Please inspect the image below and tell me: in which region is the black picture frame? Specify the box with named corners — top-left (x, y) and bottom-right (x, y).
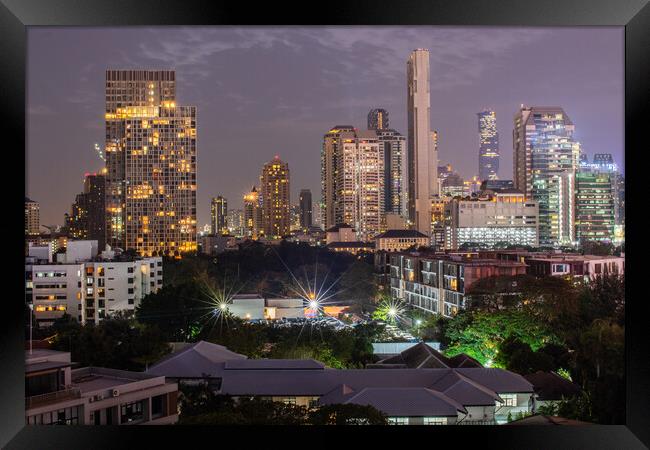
top-left (2, 0), bottom-right (648, 448)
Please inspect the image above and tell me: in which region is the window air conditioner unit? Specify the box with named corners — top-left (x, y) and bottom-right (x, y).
top-left (95, 394), bottom-right (103, 401)
top-left (112, 389), bottom-right (120, 397)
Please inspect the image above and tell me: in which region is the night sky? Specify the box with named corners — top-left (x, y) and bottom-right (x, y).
top-left (27, 26), bottom-right (624, 228)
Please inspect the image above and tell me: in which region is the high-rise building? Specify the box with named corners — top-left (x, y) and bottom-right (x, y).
top-left (299, 189), bottom-right (312, 230)
top-left (321, 127), bottom-right (385, 241)
top-left (25, 197), bottom-right (40, 235)
top-left (67, 171), bottom-right (107, 249)
top-left (377, 129), bottom-right (407, 218)
top-left (243, 187), bottom-right (262, 239)
top-left (322, 125), bottom-right (355, 230)
top-left (368, 108), bottom-right (389, 130)
top-left (227, 209), bottom-right (244, 237)
top-left (211, 196), bottom-right (228, 235)
top-left (513, 106), bottom-right (580, 245)
top-left (104, 70), bottom-right (197, 257)
top-left (260, 156), bottom-right (290, 239)
top-left (407, 49), bottom-right (438, 235)
top-left (478, 109), bottom-right (500, 181)
top-left (590, 153), bottom-right (625, 228)
top-left (575, 172), bottom-right (615, 242)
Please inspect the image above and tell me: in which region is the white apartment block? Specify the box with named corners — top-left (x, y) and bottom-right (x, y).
top-left (445, 190), bottom-right (539, 249)
top-left (26, 241), bottom-right (162, 326)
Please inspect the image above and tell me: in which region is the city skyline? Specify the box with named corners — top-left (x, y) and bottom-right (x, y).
top-left (27, 27), bottom-right (624, 227)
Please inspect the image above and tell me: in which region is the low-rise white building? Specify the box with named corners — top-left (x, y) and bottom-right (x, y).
top-left (445, 190), bottom-right (539, 250)
top-left (225, 294), bottom-right (306, 321)
top-left (375, 229), bottom-right (430, 252)
top-left (25, 350), bottom-right (178, 425)
top-left (25, 241), bottom-right (163, 326)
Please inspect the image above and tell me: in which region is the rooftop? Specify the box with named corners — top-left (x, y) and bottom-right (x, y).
top-left (72, 367), bottom-right (161, 393)
top-left (374, 343), bottom-right (483, 369)
top-left (523, 371), bottom-right (582, 401)
top-left (326, 224), bottom-right (353, 232)
top-left (219, 367), bottom-right (533, 398)
top-left (147, 340), bottom-right (247, 379)
top-left (224, 359), bottom-right (325, 370)
top-left (327, 241), bottom-right (375, 249)
top-left (375, 229), bottom-right (429, 239)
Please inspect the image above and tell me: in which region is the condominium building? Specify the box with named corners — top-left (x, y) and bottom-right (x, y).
top-left (377, 128), bottom-right (407, 218)
top-left (580, 153), bottom-right (625, 229)
top-left (25, 241), bottom-right (162, 327)
top-left (66, 170), bottom-right (106, 249)
top-left (299, 189), bottom-right (312, 230)
top-left (478, 109), bottom-right (500, 181)
top-left (243, 187), bottom-right (262, 239)
top-left (368, 108), bottom-right (389, 130)
top-left (388, 252), bottom-right (527, 317)
top-left (407, 49), bottom-right (438, 235)
top-left (575, 172), bottom-right (615, 242)
top-left (260, 156), bottom-right (290, 239)
top-left (104, 69), bottom-right (197, 257)
top-left (210, 196), bottom-right (228, 235)
top-left (25, 197), bottom-right (40, 235)
top-left (513, 106), bottom-right (580, 246)
top-left (444, 190), bottom-right (539, 249)
top-left (321, 127), bottom-right (385, 240)
top-left (227, 209), bottom-right (244, 237)
top-left (25, 350), bottom-right (178, 425)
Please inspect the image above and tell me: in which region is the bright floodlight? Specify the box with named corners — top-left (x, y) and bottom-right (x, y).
top-left (388, 307), bottom-right (398, 317)
top-left (309, 300), bottom-right (319, 310)
top-left (415, 319), bottom-right (422, 326)
top-left (308, 292), bottom-right (316, 300)
top-left (219, 303), bottom-right (228, 310)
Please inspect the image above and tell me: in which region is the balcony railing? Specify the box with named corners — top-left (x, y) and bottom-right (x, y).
top-left (26, 387), bottom-right (82, 410)
top-left (457, 420), bottom-right (497, 425)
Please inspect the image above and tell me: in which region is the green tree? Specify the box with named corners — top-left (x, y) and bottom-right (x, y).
top-left (338, 260), bottom-right (376, 308)
top-left (444, 309), bottom-right (557, 366)
top-left (136, 282), bottom-right (212, 342)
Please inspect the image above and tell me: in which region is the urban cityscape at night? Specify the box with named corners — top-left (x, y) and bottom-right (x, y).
top-left (24, 27), bottom-right (625, 426)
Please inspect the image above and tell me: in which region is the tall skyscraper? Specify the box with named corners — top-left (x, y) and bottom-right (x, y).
top-left (321, 125), bottom-right (355, 230)
top-left (513, 106), bottom-right (580, 245)
top-left (299, 189), bottom-right (312, 230)
top-left (478, 109), bottom-right (500, 181)
top-left (260, 156), bottom-right (290, 239)
top-left (575, 172), bottom-right (615, 242)
top-left (321, 127), bottom-right (385, 240)
top-left (377, 128), bottom-right (407, 218)
top-left (211, 196), bottom-right (228, 235)
top-left (25, 197), bottom-right (40, 235)
top-left (243, 187), bottom-right (262, 239)
top-left (67, 170), bottom-right (106, 249)
top-left (104, 69), bottom-right (197, 257)
top-left (407, 49), bottom-right (437, 235)
top-left (368, 108), bottom-right (389, 130)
